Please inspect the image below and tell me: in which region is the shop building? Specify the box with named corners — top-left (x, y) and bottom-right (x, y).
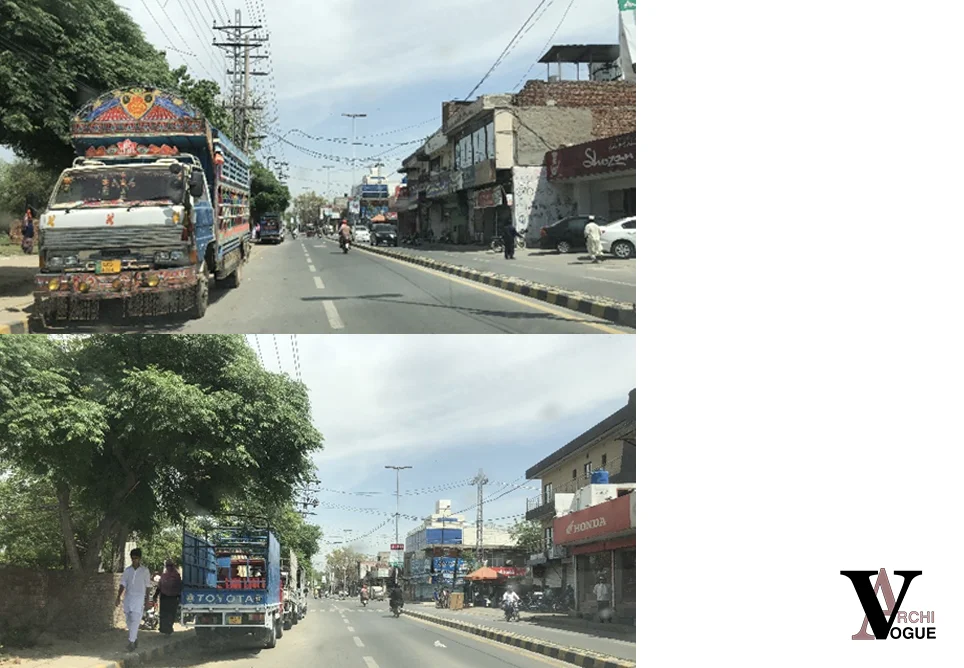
top-left (524, 389), bottom-right (636, 610)
top-left (545, 131), bottom-right (636, 221)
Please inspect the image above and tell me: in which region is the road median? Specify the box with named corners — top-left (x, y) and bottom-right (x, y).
top-left (402, 607), bottom-right (635, 668)
top-left (354, 242), bottom-right (636, 329)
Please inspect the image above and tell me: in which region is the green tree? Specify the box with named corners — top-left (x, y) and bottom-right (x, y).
top-left (251, 160), bottom-right (291, 225)
top-left (509, 519), bottom-right (544, 555)
top-left (169, 66), bottom-right (233, 139)
top-left (0, 335), bottom-right (323, 574)
top-left (292, 191), bottom-right (329, 229)
top-left (0, 159), bottom-right (60, 217)
top-left (326, 547), bottom-right (367, 591)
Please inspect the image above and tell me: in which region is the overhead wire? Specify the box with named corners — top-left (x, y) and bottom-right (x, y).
top-left (513, 0), bottom-right (579, 90)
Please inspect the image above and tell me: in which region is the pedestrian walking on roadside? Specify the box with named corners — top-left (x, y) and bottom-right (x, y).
top-left (584, 216), bottom-right (602, 263)
top-left (116, 548), bottom-right (151, 652)
top-left (21, 207), bottom-right (35, 254)
top-left (153, 559), bottom-right (182, 635)
top-left (501, 221), bottom-right (522, 260)
top-left (593, 576), bottom-right (612, 622)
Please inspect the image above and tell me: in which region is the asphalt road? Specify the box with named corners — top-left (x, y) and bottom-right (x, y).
top-left (366, 241), bottom-right (637, 305)
top-left (40, 238), bottom-right (632, 333)
top-left (143, 599), bottom-right (581, 668)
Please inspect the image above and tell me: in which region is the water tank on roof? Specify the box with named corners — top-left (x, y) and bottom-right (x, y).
top-left (590, 470), bottom-right (609, 484)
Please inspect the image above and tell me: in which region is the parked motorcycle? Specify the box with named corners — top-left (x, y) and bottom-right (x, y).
top-left (140, 602), bottom-right (159, 631)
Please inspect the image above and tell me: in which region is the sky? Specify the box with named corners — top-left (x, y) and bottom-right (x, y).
top-left (0, 0), bottom-right (621, 191)
top-left (242, 335), bottom-right (635, 570)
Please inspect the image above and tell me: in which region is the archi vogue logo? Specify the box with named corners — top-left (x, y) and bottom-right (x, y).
top-left (840, 569), bottom-right (935, 640)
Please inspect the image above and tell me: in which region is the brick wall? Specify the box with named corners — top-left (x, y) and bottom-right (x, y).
top-left (513, 80), bottom-right (636, 109)
top-left (592, 108), bottom-right (636, 139)
top-left (0, 566), bottom-right (125, 637)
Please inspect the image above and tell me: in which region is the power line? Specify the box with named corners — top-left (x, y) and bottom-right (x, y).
top-left (514, 0), bottom-right (579, 90)
top-left (464, 0), bottom-right (552, 100)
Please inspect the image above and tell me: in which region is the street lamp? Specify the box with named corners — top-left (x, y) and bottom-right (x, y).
top-left (385, 465), bottom-right (412, 586)
top-left (342, 113), bottom-right (367, 195)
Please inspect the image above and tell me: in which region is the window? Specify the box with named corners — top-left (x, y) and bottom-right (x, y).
top-left (622, 220), bottom-right (636, 229)
top-left (486, 122), bottom-right (495, 160)
top-left (572, 469), bottom-right (577, 480)
top-left (544, 526), bottom-right (553, 550)
top-left (601, 454), bottom-right (608, 468)
top-left (473, 128), bottom-right (486, 165)
top-left (584, 462), bottom-right (592, 478)
top-left (543, 482), bottom-right (553, 505)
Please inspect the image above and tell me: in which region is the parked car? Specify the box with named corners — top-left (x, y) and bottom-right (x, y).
top-left (371, 223), bottom-right (398, 247)
top-left (539, 215), bottom-right (609, 253)
top-left (600, 216), bottom-right (636, 258)
top-left (353, 226), bottom-right (371, 244)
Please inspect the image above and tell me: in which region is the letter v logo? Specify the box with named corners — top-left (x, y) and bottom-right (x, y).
top-left (840, 569), bottom-right (922, 639)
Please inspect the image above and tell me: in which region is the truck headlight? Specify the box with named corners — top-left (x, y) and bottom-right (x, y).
top-left (170, 250), bottom-right (184, 261)
top-left (64, 255), bottom-right (79, 266)
top-left (155, 251), bottom-right (171, 262)
top-left (47, 255), bottom-right (64, 269)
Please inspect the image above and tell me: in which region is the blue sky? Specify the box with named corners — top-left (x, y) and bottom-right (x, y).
top-left (1, 0), bottom-right (621, 190)
top-left (243, 335), bottom-right (635, 570)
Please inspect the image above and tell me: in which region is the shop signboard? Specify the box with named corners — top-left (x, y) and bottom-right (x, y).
top-left (361, 184), bottom-right (389, 198)
top-left (491, 567), bottom-right (528, 577)
top-left (390, 543), bottom-right (404, 568)
top-left (553, 493), bottom-right (633, 545)
top-left (425, 173), bottom-right (455, 199)
top-left (545, 132), bottom-right (636, 181)
top-left (474, 186), bottom-right (503, 209)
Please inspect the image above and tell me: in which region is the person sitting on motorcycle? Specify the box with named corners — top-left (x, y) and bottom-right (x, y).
top-left (338, 220), bottom-right (351, 248)
top-left (360, 585), bottom-right (369, 604)
top-left (389, 585), bottom-right (404, 610)
top-left (502, 588), bottom-right (521, 611)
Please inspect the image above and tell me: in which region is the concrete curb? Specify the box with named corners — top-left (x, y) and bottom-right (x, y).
top-left (90, 633), bottom-right (196, 668)
top-left (403, 609), bottom-right (635, 668)
top-left (351, 242), bottom-right (636, 329)
top-left (0, 313), bottom-right (30, 334)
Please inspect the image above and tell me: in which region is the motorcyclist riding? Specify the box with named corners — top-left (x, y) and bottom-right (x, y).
top-left (338, 220), bottom-right (352, 249)
top-left (360, 585), bottom-right (369, 606)
top-left (389, 584), bottom-right (404, 616)
top-left (502, 588), bottom-right (521, 621)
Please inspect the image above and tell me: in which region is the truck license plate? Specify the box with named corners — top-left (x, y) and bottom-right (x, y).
top-left (227, 615), bottom-right (242, 625)
top-left (98, 260), bottom-right (121, 274)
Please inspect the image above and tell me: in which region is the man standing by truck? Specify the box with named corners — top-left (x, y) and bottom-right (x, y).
top-left (115, 547), bottom-right (151, 652)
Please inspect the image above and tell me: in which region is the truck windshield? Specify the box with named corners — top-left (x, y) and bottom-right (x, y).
top-left (50, 166), bottom-right (183, 209)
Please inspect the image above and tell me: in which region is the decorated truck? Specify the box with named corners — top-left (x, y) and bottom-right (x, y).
top-left (281, 551), bottom-right (301, 630)
top-left (180, 524), bottom-right (284, 648)
top-left (257, 212), bottom-right (283, 244)
top-left (32, 87), bottom-right (252, 324)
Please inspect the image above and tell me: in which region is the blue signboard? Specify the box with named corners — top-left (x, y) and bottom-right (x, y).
top-left (360, 184), bottom-right (389, 198)
top-left (425, 528), bottom-right (462, 545)
top-left (181, 588), bottom-right (267, 606)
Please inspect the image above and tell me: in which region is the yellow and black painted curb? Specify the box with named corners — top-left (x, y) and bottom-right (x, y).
top-left (0, 314), bottom-right (30, 334)
top-left (355, 244), bottom-right (636, 329)
top-left (91, 633), bottom-right (197, 668)
top-left (403, 609), bottom-right (635, 668)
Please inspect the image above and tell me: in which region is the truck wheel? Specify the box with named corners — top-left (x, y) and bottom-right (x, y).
top-left (226, 263), bottom-right (242, 289)
top-left (283, 615), bottom-right (292, 631)
top-left (189, 269), bottom-right (209, 319)
top-left (264, 623), bottom-right (277, 649)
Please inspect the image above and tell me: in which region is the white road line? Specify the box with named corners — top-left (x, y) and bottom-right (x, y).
top-left (308, 264), bottom-right (317, 272)
top-left (313, 276), bottom-right (325, 289)
top-left (343, 617), bottom-right (349, 623)
top-left (323, 300), bottom-right (345, 329)
top-left (363, 657), bottom-right (379, 668)
top-left (347, 626), bottom-right (354, 632)
top-left (353, 636), bottom-right (365, 647)
top-left (587, 275), bottom-right (636, 287)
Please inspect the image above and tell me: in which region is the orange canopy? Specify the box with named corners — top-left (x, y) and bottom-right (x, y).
top-left (370, 214), bottom-right (387, 222)
top-left (465, 566), bottom-right (503, 581)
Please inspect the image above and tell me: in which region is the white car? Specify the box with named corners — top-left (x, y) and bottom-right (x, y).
top-left (600, 216), bottom-right (636, 259)
top-left (353, 227), bottom-right (371, 244)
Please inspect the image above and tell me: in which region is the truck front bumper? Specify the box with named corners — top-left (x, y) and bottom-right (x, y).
top-left (34, 267), bottom-right (198, 320)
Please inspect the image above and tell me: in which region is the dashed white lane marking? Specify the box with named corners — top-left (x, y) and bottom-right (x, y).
top-left (323, 300), bottom-right (345, 330)
top-left (587, 275), bottom-right (636, 287)
top-left (308, 264), bottom-right (317, 272)
top-left (347, 626), bottom-right (355, 632)
top-left (343, 617), bottom-right (349, 623)
top-left (353, 636), bottom-right (365, 647)
top-left (314, 276), bottom-right (325, 289)
top-left (363, 657), bottom-right (379, 668)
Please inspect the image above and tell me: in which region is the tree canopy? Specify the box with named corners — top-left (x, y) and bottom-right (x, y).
top-left (0, 335), bottom-right (324, 574)
top-left (292, 191), bottom-right (329, 229)
top-left (0, 158), bottom-right (60, 218)
top-left (509, 519), bottom-right (544, 555)
top-left (251, 160), bottom-right (291, 224)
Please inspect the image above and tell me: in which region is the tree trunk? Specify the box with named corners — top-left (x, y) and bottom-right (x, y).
top-left (113, 522), bottom-right (130, 572)
top-left (54, 482), bottom-right (84, 572)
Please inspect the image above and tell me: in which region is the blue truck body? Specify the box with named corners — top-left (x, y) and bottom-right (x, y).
top-left (180, 525), bottom-right (284, 647)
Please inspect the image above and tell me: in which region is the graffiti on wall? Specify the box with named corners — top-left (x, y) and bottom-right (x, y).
top-left (511, 166), bottom-right (576, 239)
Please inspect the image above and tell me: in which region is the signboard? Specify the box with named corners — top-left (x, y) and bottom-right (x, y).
top-left (376, 568), bottom-right (390, 579)
top-left (182, 588), bottom-right (267, 606)
top-left (390, 544), bottom-right (404, 568)
top-left (361, 184), bottom-right (389, 198)
top-left (552, 494), bottom-right (633, 546)
top-left (474, 186), bottom-right (503, 209)
top-left (545, 132), bottom-right (635, 181)
top-left (491, 567), bottom-right (528, 577)
top-left (349, 200), bottom-right (360, 214)
top-left (386, 211), bottom-right (398, 221)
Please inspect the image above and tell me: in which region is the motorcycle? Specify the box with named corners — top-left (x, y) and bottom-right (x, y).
top-left (340, 237), bottom-right (351, 253)
top-left (360, 596), bottom-right (368, 607)
top-left (503, 600), bottom-right (521, 622)
top-left (390, 602), bottom-right (403, 618)
top-left (140, 602), bottom-right (159, 631)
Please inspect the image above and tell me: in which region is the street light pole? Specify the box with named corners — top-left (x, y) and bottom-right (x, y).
top-left (342, 112), bottom-right (367, 203)
top-left (385, 465), bottom-right (412, 585)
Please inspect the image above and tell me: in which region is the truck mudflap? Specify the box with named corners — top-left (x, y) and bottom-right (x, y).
top-left (34, 267), bottom-right (199, 320)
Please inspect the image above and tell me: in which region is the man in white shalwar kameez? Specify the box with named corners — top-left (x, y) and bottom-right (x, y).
top-left (584, 216), bottom-right (603, 263)
top-left (116, 547), bottom-right (151, 652)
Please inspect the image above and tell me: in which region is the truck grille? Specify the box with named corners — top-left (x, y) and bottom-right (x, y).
top-left (40, 225), bottom-right (183, 251)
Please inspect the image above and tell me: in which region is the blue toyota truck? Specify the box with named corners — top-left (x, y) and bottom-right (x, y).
top-left (180, 524), bottom-right (284, 648)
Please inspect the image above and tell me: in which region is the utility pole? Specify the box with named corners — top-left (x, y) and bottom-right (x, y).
top-left (471, 469), bottom-right (488, 564)
top-left (342, 113), bottom-right (367, 196)
top-left (214, 9), bottom-right (268, 151)
top-left (319, 165), bottom-right (334, 201)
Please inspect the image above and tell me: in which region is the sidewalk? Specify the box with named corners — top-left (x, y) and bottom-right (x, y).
top-left (0, 626), bottom-right (194, 668)
top-left (0, 253), bottom-right (37, 333)
top-left (409, 603), bottom-right (636, 663)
